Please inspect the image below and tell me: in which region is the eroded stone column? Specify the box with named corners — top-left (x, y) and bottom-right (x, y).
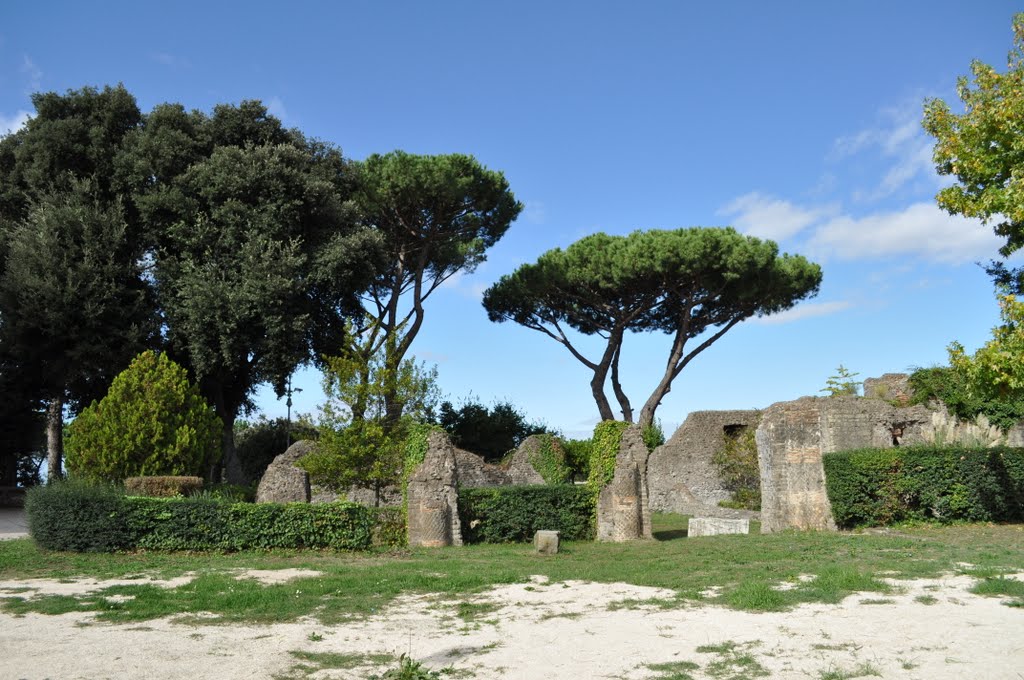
top-left (597, 425), bottom-right (653, 541)
top-left (406, 431), bottom-right (463, 547)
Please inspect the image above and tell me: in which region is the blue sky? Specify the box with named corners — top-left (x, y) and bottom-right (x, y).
top-left (2, 1), bottom-right (1020, 438)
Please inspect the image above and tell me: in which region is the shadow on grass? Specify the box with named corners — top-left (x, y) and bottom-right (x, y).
top-left (653, 528), bottom-right (689, 541)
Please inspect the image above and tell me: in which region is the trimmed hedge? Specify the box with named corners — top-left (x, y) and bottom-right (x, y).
top-left (458, 485), bottom-right (595, 543)
top-left (124, 476), bottom-right (204, 498)
top-left (26, 481), bottom-right (374, 552)
top-left (25, 480), bottom-right (130, 552)
top-left (823, 446), bottom-right (1024, 528)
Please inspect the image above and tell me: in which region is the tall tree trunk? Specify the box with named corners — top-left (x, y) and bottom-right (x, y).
top-left (637, 318), bottom-right (743, 427)
top-left (211, 386), bottom-right (244, 484)
top-left (589, 371), bottom-right (616, 422)
top-left (610, 342), bottom-right (633, 422)
top-left (588, 326), bottom-right (626, 423)
top-left (46, 396), bottom-right (63, 481)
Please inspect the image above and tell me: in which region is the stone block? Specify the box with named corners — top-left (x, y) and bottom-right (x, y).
top-left (688, 517), bottom-right (749, 537)
top-left (534, 530), bottom-right (560, 554)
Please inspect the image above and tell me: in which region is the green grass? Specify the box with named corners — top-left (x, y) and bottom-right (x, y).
top-left (819, 661), bottom-right (882, 679)
top-left (696, 640), bottom-right (769, 679)
top-left (274, 650), bottom-right (396, 680)
top-left (970, 575), bottom-right (1024, 606)
top-left (646, 659), bottom-right (700, 680)
top-left (1, 515), bottom-right (1023, 624)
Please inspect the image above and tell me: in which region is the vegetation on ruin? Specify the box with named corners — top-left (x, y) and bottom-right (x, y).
top-left (587, 420), bottom-right (630, 490)
top-left (712, 424), bottom-right (761, 511)
top-left (819, 365), bottom-right (861, 397)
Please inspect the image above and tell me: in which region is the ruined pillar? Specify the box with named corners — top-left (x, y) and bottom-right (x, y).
top-left (406, 431), bottom-right (463, 547)
top-left (756, 398), bottom-right (837, 533)
top-left (597, 425), bottom-right (654, 541)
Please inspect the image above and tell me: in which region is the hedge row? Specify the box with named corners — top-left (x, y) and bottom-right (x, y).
top-left (823, 446), bottom-right (1024, 528)
top-left (25, 481), bottom-right (374, 552)
top-left (458, 485), bottom-right (595, 543)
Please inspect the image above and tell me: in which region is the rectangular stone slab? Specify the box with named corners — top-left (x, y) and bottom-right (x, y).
top-left (688, 517), bottom-right (749, 537)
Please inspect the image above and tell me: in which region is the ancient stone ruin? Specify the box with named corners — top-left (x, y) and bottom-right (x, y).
top-left (255, 440), bottom-right (314, 503)
top-left (647, 410), bottom-right (761, 519)
top-left (406, 431), bottom-right (463, 547)
top-left (756, 378), bottom-right (1024, 533)
top-left (505, 435), bottom-right (551, 485)
top-left (597, 425), bottom-right (653, 542)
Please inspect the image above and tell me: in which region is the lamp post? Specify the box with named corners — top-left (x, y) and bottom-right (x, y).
top-left (284, 374), bottom-right (303, 448)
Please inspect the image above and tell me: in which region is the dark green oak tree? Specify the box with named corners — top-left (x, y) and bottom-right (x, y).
top-left (350, 151), bottom-right (522, 424)
top-left (924, 13), bottom-right (1024, 292)
top-left (123, 101), bottom-right (380, 482)
top-left (0, 85), bottom-right (156, 478)
top-left (483, 228), bottom-right (822, 427)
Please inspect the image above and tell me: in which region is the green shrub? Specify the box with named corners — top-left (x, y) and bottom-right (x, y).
top-left (588, 421), bottom-right (629, 490)
top-left (525, 434), bottom-right (573, 485)
top-left (66, 351), bottom-right (222, 482)
top-left (458, 485), bottom-right (595, 543)
top-left (124, 476), bottom-right (204, 498)
top-left (25, 480), bottom-right (374, 552)
top-left (369, 506), bottom-right (406, 547)
top-left (560, 437), bottom-right (592, 481)
top-left (25, 480), bottom-right (131, 551)
top-left (712, 424), bottom-right (761, 511)
top-left (823, 446), bottom-right (1024, 528)
top-left (235, 415), bottom-right (318, 484)
top-left (641, 419), bottom-right (665, 452)
top-left (908, 365), bottom-right (1024, 431)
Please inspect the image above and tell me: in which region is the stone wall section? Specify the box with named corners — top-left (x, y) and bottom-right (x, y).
top-left (597, 426), bottom-right (653, 541)
top-left (255, 440), bottom-right (315, 503)
top-left (406, 431), bottom-right (463, 547)
top-left (505, 435), bottom-right (549, 485)
top-left (454, 448), bottom-right (512, 487)
top-left (754, 391), bottom-right (1024, 533)
top-left (647, 410), bottom-right (761, 518)
top-left (756, 398), bottom-right (837, 533)
top-left (862, 373), bottom-right (914, 405)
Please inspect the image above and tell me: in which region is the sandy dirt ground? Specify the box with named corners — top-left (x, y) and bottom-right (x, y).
top-left (1, 570), bottom-right (1023, 680)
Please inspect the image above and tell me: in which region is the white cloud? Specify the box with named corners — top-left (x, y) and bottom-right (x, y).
top-left (20, 55), bottom-right (41, 91)
top-left (752, 301), bottom-right (852, 325)
top-left (807, 202), bottom-right (999, 263)
top-left (0, 110), bottom-right (30, 136)
top-left (831, 100), bottom-right (939, 200)
top-left (523, 200), bottom-right (546, 224)
top-left (266, 96), bottom-right (288, 122)
top-left (718, 192), bottom-right (838, 241)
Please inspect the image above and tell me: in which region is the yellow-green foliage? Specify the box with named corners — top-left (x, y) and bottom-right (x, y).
top-left (588, 420), bottom-right (629, 490)
top-left (66, 351), bottom-right (221, 482)
top-left (124, 476), bottom-right (204, 498)
top-left (712, 426), bottom-right (761, 511)
top-left (527, 434), bottom-right (572, 484)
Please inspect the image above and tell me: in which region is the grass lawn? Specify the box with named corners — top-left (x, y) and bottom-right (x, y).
top-left (1, 513), bottom-right (1022, 624)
